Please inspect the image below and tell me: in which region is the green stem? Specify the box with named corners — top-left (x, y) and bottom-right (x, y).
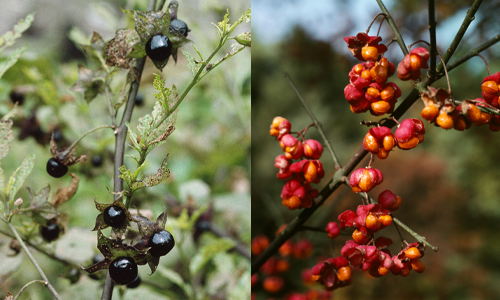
top-left (0, 226), bottom-right (74, 266)
top-left (7, 223), bottom-right (62, 300)
top-left (62, 125), bottom-right (115, 157)
top-left (14, 280), bottom-right (48, 300)
top-left (282, 71), bottom-right (342, 169)
top-left (104, 84), bottom-right (117, 127)
top-left (393, 217), bottom-right (439, 251)
top-left (376, 0), bottom-right (408, 56)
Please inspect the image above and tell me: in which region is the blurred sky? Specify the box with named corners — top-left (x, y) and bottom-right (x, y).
top-left (252, 0), bottom-right (477, 56)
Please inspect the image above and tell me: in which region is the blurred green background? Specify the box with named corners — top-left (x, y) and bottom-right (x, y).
top-left (252, 0), bottom-right (500, 299)
top-left (0, 0), bottom-right (250, 299)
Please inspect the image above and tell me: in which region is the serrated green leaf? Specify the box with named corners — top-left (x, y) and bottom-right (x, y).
top-left (0, 119), bottom-right (14, 161)
top-left (125, 122), bottom-right (141, 151)
top-left (118, 165), bottom-right (133, 187)
top-left (131, 155), bottom-right (169, 191)
top-left (189, 237), bottom-right (236, 275)
top-left (182, 50), bottom-right (200, 77)
top-left (0, 46), bottom-right (26, 79)
top-left (7, 153), bottom-right (35, 202)
top-left (0, 13), bottom-right (34, 53)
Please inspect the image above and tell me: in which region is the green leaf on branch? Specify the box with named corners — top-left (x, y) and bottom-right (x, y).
top-left (7, 153), bottom-right (35, 202)
top-left (182, 49), bottom-right (201, 77)
top-left (130, 155), bottom-right (170, 191)
top-left (119, 165), bottom-right (133, 187)
top-left (71, 64), bottom-right (106, 103)
top-left (27, 185), bottom-right (58, 224)
top-left (0, 46), bottom-right (27, 79)
top-left (0, 13), bottom-right (34, 54)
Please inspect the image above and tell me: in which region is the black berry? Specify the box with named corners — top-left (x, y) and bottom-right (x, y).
top-left (126, 276), bottom-right (141, 288)
top-left (145, 35), bottom-right (172, 62)
top-left (52, 129), bottom-right (64, 143)
top-left (170, 19), bottom-right (189, 37)
top-left (103, 205), bottom-right (126, 228)
top-left (149, 230), bottom-right (175, 257)
top-left (40, 222), bottom-right (60, 242)
top-left (9, 90), bottom-right (24, 105)
top-left (109, 257), bottom-right (138, 285)
top-left (46, 158), bottom-right (68, 178)
top-left (135, 94), bottom-right (144, 107)
top-left (91, 155), bottom-right (103, 167)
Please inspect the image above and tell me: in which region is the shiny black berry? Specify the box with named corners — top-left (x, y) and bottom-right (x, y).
top-left (40, 222), bottom-right (60, 242)
top-left (46, 158), bottom-right (68, 178)
top-left (52, 129), bottom-right (64, 142)
top-left (145, 35), bottom-right (172, 62)
top-left (91, 155), bottom-right (103, 167)
top-left (109, 257), bottom-right (138, 285)
top-left (149, 230), bottom-right (175, 257)
top-left (170, 19), bottom-right (189, 37)
top-left (126, 276), bottom-right (141, 288)
top-left (9, 90), bottom-right (24, 105)
top-left (103, 205), bottom-right (126, 228)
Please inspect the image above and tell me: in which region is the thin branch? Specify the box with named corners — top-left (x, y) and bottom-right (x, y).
top-left (103, 0), bottom-right (157, 298)
top-left (393, 217), bottom-right (439, 251)
top-left (446, 34), bottom-right (500, 73)
top-left (376, 0), bottom-right (408, 56)
top-left (14, 280), bottom-right (47, 300)
top-left (7, 223), bottom-right (62, 300)
top-left (62, 125), bottom-right (115, 156)
top-left (0, 226), bottom-right (74, 266)
top-left (428, 0), bottom-right (437, 75)
top-left (436, 0), bottom-right (483, 73)
top-left (104, 84), bottom-right (117, 127)
top-left (282, 72), bottom-right (342, 169)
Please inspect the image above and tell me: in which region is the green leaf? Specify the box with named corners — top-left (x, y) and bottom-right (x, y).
top-left (7, 153), bottom-right (35, 202)
top-left (0, 13), bottom-right (34, 53)
top-left (182, 49), bottom-right (201, 77)
top-left (131, 155), bottom-right (170, 191)
top-left (0, 46), bottom-right (26, 79)
top-left (118, 165), bottom-right (133, 187)
top-left (125, 122), bottom-right (141, 152)
top-left (71, 64), bottom-right (105, 103)
top-left (27, 185), bottom-right (58, 224)
top-left (189, 237), bottom-right (236, 275)
top-left (0, 119), bottom-right (14, 161)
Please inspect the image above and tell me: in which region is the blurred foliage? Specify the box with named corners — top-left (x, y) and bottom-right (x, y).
top-left (0, 0), bottom-right (250, 299)
top-left (252, 1), bottom-right (500, 299)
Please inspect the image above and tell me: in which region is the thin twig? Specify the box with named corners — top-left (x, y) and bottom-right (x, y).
top-left (376, 0), bottom-right (408, 56)
top-left (282, 72), bottom-right (342, 169)
top-left (446, 35), bottom-right (500, 72)
top-left (393, 217), bottom-right (439, 251)
top-left (7, 223), bottom-right (62, 300)
top-left (14, 280), bottom-right (48, 300)
top-left (62, 125), bottom-right (115, 156)
top-left (104, 84), bottom-right (117, 127)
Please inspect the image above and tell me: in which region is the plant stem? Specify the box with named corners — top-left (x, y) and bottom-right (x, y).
top-left (14, 280), bottom-right (48, 300)
top-left (104, 84), bottom-right (117, 127)
top-left (446, 34), bottom-right (500, 73)
top-left (0, 226), bottom-right (74, 266)
top-left (282, 71), bottom-right (342, 169)
top-left (102, 1), bottom-right (157, 299)
top-left (62, 124), bottom-right (115, 156)
top-left (7, 222), bottom-right (62, 300)
top-left (393, 217), bottom-right (439, 251)
top-left (376, 0), bottom-right (408, 56)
